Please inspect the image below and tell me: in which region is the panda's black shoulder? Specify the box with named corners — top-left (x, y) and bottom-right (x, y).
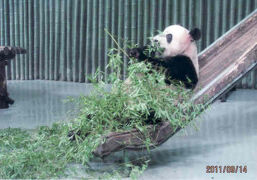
top-left (165, 55), bottom-right (195, 67)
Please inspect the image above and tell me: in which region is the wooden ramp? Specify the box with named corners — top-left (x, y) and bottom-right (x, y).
top-left (194, 10), bottom-right (257, 104)
top-left (94, 10), bottom-right (257, 157)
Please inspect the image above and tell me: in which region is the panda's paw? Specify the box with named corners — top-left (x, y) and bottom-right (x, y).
top-left (128, 48), bottom-right (140, 59)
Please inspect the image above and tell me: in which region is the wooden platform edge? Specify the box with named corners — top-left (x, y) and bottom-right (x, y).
top-left (193, 43), bottom-right (257, 104)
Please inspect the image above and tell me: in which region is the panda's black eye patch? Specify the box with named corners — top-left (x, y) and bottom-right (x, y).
top-left (166, 34), bottom-right (173, 44)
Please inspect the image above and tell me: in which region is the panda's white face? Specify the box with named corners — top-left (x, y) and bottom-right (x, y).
top-left (152, 25), bottom-right (193, 58)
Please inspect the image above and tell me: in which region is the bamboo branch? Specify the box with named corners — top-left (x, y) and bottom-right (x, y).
top-left (104, 28), bottom-right (129, 58)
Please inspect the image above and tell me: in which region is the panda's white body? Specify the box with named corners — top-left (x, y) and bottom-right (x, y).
top-left (152, 25), bottom-right (200, 78)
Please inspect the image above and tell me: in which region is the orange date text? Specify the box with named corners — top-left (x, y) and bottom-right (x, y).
top-left (206, 165), bottom-right (247, 173)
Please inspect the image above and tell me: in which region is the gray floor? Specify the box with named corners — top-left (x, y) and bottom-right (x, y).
top-left (139, 89), bottom-right (257, 180)
top-left (0, 80), bottom-right (257, 180)
top-left (0, 80), bottom-right (95, 129)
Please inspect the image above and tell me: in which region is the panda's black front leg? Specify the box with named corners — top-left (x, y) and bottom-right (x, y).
top-left (144, 57), bottom-right (167, 67)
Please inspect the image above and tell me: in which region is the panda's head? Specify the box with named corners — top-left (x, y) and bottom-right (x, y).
top-left (152, 25), bottom-right (201, 76)
top-left (152, 25), bottom-right (201, 57)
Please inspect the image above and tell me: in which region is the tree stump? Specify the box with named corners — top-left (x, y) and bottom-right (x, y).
top-left (0, 46), bottom-right (26, 109)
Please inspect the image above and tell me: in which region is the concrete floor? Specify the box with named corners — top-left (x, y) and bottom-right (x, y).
top-left (138, 89), bottom-right (257, 180)
top-left (0, 80), bottom-right (95, 129)
top-left (0, 80), bottom-right (257, 180)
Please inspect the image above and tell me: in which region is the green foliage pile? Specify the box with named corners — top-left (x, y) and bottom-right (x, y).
top-left (0, 43), bottom-right (205, 179)
top-left (71, 47), bottom-right (203, 135)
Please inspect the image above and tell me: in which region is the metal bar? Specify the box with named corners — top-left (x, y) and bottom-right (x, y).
top-left (72, 0), bottom-right (80, 82)
top-left (28, 0), bottom-right (34, 80)
top-left (79, 0), bottom-right (87, 82)
top-left (54, 0), bottom-right (61, 81)
top-left (43, 0), bottom-right (49, 80)
top-left (9, 0), bottom-right (16, 80)
top-left (14, 0), bottom-right (20, 79)
top-left (39, 0), bottom-right (45, 80)
top-left (34, 0), bottom-right (40, 79)
top-left (66, 0), bottom-right (73, 81)
top-left (60, 0), bottom-right (67, 81)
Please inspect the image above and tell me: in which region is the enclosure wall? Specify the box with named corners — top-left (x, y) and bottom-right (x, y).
top-left (0, 0), bottom-right (257, 88)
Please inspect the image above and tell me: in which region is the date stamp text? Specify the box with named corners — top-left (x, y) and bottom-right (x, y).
top-left (206, 165), bottom-right (247, 173)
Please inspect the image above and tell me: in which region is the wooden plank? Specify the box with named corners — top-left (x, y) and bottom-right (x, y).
top-left (194, 10), bottom-right (257, 103)
top-left (94, 10), bottom-right (257, 158)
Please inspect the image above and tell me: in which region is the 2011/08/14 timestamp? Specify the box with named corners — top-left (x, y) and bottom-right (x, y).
top-left (206, 165), bottom-right (247, 173)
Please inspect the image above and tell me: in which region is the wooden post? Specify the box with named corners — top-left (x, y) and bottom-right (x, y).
top-left (0, 46), bottom-right (26, 109)
top-left (0, 60), bottom-right (14, 108)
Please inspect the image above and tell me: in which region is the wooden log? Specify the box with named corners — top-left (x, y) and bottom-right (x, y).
top-left (93, 10), bottom-right (257, 158)
top-left (0, 46), bottom-right (26, 109)
top-left (93, 122), bottom-right (181, 158)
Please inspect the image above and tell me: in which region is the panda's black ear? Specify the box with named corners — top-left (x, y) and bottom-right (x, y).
top-left (189, 28), bottom-right (201, 41)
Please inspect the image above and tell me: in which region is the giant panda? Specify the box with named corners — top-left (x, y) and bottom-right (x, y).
top-left (128, 25), bottom-right (201, 89)
top-left (68, 25), bottom-right (202, 140)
